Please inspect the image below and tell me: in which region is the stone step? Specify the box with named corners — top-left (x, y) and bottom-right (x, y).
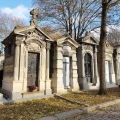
top-left (22, 91), bottom-right (44, 99)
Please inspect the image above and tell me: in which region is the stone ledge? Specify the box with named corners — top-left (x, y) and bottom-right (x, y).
top-left (55, 109), bottom-right (83, 120)
top-left (39, 116), bottom-right (58, 120)
top-left (39, 99), bottom-right (120, 120)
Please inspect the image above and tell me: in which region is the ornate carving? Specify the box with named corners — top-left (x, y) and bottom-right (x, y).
top-left (15, 41), bottom-right (21, 46)
top-left (15, 36), bottom-right (25, 46)
top-left (27, 43), bottom-right (41, 52)
top-left (16, 36), bottom-right (25, 41)
top-left (106, 43), bottom-right (109, 47)
top-left (62, 41), bottom-right (75, 50)
top-left (83, 45), bottom-right (93, 51)
top-left (26, 31), bottom-right (43, 40)
top-left (46, 42), bottom-right (51, 49)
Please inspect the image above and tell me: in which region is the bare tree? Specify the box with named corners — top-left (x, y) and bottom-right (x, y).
top-left (41, 24), bottom-right (63, 39)
top-left (32, 0), bottom-right (101, 39)
top-left (0, 10), bottom-right (26, 53)
top-left (98, 0), bottom-right (120, 95)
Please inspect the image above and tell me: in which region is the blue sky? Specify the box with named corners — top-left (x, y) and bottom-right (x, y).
top-left (0, 0), bottom-right (33, 25)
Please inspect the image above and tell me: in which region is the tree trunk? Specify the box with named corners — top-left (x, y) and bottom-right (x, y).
top-left (98, 2), bottom-right (108, 95)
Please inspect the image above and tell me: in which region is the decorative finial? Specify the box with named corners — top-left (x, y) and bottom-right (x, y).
top-left (30, 8), bottom-right (38, 26)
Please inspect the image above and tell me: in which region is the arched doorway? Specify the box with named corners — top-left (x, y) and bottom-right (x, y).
top-left (84, 53), bottom-right (92, 83)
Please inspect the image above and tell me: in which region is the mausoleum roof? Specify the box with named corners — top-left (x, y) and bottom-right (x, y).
top-left (2, 25), bottom-right (54, 45)
top-left (56, 36), bottom-right (80, 48)
top-left (77, 32), bottom-right (99, 45)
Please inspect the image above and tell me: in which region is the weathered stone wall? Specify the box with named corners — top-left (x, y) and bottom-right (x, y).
top-left (3, 55), bottom-right (14, 81)
top-left (0, 55), bottom-right (4, 71)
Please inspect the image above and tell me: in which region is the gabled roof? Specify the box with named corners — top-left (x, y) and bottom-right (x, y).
top-left (77, 32), bottom-right (99, 45)
top-left (56, 36), bottom-right (80, 48)
top-left (14, 25), bottom-right (53, 41)
top-left (2, 25), bottom-right (54, 44)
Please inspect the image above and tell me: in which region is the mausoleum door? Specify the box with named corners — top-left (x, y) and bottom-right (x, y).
top-left (63, 57), bottom-right (70, 87)
top-left (27, 52), bottom-right (39, 87)
top-left (84, 53), bottom-right (92, 83)
top-left (105, 61), bottom-right (110, 82)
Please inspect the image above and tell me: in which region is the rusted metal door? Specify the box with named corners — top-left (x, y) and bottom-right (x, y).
top-left (84, 53), bottom-right (92, 83)
top-left (27, 52), bottom-right (39, 87)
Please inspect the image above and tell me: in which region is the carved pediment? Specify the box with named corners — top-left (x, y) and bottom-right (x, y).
top-left (82, 44), bottom-right (93, 51)
top-left (27, 43), bottom-right (41, 52)
top-left (82, 37), bottom-right (98, 45)
top-left (78, 33), bottom-right (99, 45)
top-left (14, 25), bottom-right (53, 42)
top-left (56, 36), bottom-right (80, 49)
top-left (62, 41), bottom-right (75, 49)
top-left (85, 37), bottom-right (97, 44)
top-left (25, 31), bottom-right (44, 40)
top-left (105, 41), bottom-right (113, 53)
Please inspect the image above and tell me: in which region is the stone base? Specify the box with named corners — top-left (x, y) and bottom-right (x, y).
top-left (44, 89), bottom-right (52, 95)
top-left (106, 74), bottom-right (117, 88)
top-left (0, 93), bottom-right (8, 104)
top-left (1, 89), bottom-right (22, 100)
top-left (22, 91), bottom-right (44, 99)
top-left (106, 82), bottom-right (117, 88)
top-left (79, 76), bottom-right (100, 90)
top-left (87, 83), bottom-right (99, 90)
top-left (71, 87), bottom-right (80, 92)
top-left (52, 87), bottom-right (68, 94)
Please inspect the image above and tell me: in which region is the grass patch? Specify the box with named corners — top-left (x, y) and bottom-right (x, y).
top-left (61, 87), bottom-right (120, 106)
top-left (0, 87), bottom-right (120, 120)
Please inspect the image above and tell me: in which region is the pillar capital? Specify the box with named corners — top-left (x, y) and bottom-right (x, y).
top-left (15, 41), bottom-right (21, 46)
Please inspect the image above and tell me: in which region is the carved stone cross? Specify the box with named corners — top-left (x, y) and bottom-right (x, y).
top-left (30, 9), bottom-right (38, 26)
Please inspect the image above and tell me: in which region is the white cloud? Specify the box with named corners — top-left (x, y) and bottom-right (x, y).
top-left (0, 5), bottom-right (30, 22)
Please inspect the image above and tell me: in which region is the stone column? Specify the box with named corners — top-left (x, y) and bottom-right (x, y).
top-left (81, 50), bottom-right (87, 90)
top-left (39, 47), bottom-right (46, 92)
top-left (51, 46), bottom-right (64, 93)
top-left (82, 52), bottom-right (85, 78)
top-left (25, 49), bottom-right (28, 81)
top-left (71, 53), bottom-right (79, 92)
top-left (19, 43), bottom-right (24, 81)
top-left (38, 50), bottom-right (41, 90)
top-left (109, 62), bottom-right (112, 83)
top-left (44, 42), bottom-right (52, 95)
top-left (94, 47), bottom-right (99, 84)
top-left (13, 41), bottom-right (20, 81)
top-left (46, 48), bottom-right (50, 80)
top-left (22, 47), bottom-right (28, 92)
top-left (110, 59), bottom-right (116, 83)
top-left (115, 57), bottom-right (118, 85)
top-left (91, 58), bottom-right (94, 83)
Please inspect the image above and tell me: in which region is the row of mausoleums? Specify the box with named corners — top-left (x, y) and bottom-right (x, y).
top-left (1, 8), bottom-right (120, 100)
top-left (1, 24), bottom-right (120, 100)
